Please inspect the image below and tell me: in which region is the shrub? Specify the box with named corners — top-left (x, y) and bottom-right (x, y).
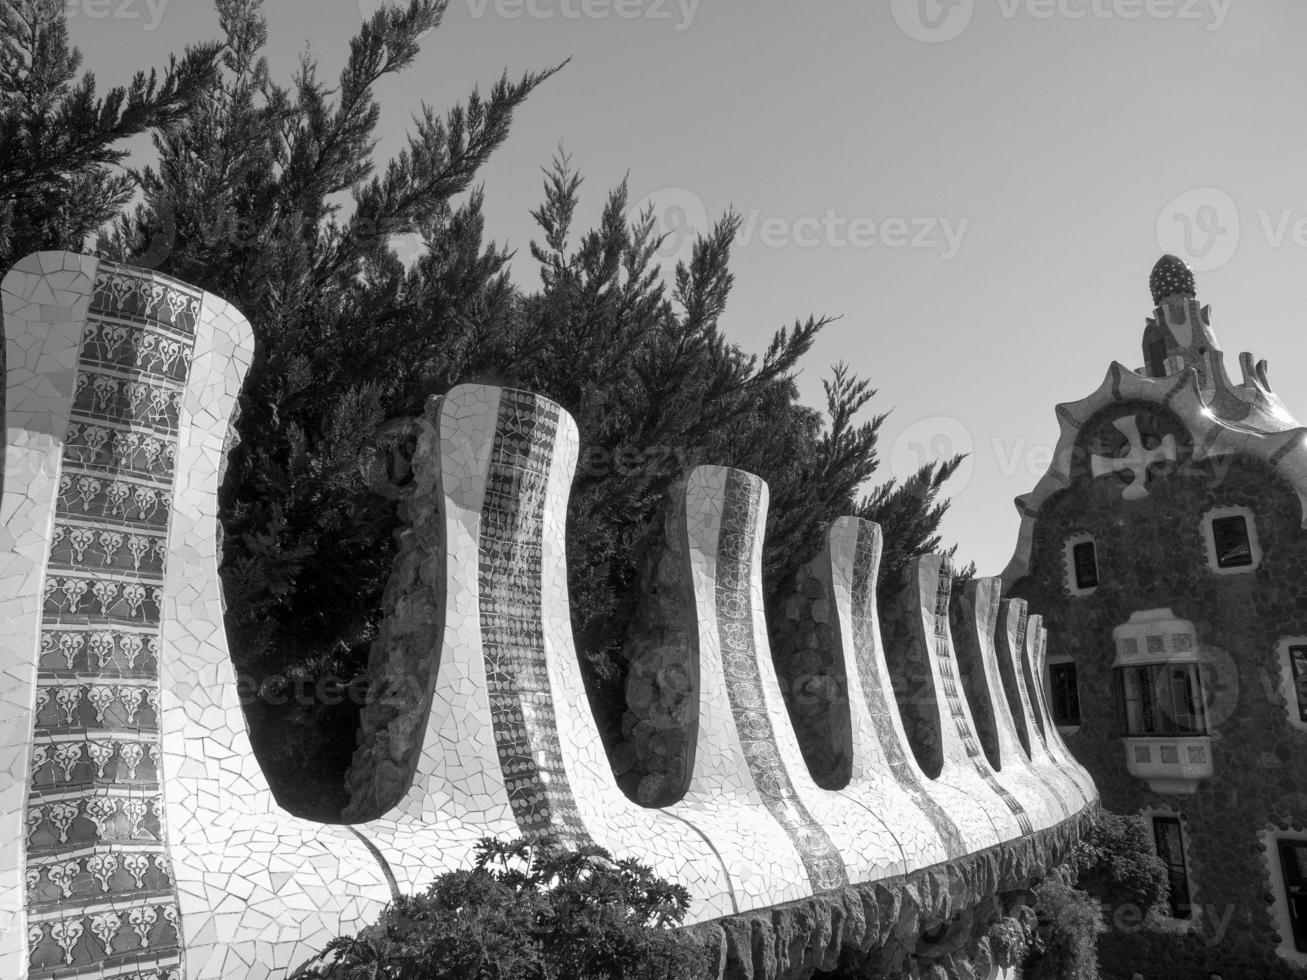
top-left (1072, 811), bottom-right (1172, 922)
top-left (293, 836), bottom-right (711, 980)
top-left (987, 914), bottom-right (1031, 967)
top-left (1022, 876), bottom-right (1104, 980)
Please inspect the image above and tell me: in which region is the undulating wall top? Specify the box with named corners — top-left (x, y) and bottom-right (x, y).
top-left (0, 253), bottom-right (1095, 980)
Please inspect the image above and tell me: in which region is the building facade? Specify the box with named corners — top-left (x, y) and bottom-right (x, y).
top-left (1005, 256), bottom-right (1307, 979)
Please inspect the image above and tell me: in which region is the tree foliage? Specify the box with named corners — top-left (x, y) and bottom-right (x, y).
top-left (1022, 876), bottom-right (1103, 980)
top-left (102, 0), bottom-right (560, 814)
top-left (0, 0), bottom-right (219, 270)
top-left (109, 0), bottom-right (557, 672)
top-left (1019, 812), bottom-right (1172, 979)
top-left (0, 0), bottom-right (218, 500)
top-left (5, 0), bottom-right (972, 816)
top-left (1070, 812), bottom-right (1172, 922)
top-left (293, 836), bottom-right (709, 980)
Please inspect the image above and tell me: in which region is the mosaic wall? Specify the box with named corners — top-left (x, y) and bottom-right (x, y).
top-left (1, 253), bottom-right (400, 980)
top-left (2, 253), bottom-right (1096, 979)
top-left (19, 256), bottom-right (191, 979)
top-left (1002, 257), bottom-right (1307, 978)
top-left (1009, 402), bottom-right (1307, 978)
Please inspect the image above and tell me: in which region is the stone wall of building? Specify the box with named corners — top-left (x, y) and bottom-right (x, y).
top-left (1009, 396), bottom-right (1307, 980)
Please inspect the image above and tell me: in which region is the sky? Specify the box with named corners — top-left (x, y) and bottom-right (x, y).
top-left (65, 0), bottom-right (1307, 577)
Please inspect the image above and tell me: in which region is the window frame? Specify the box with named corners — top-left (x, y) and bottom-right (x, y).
top-left (1276, 637), bottom-right (1307, 732)
top-left (1151, 813), bottom-right (1193, 920)
top-left (1063, 533), bottom-right (1099, 597)
top-left (1262, 827), bottom-right (1307, 969)
top-left (1201, 505), bottom-right (1261, 576)
top-left (1112, 610), bottom-right (1208, 739)
top-left (1047, 659), bottom-right (1082, 729)
top-left (1279, 839), bottom-right (1307, 953)
top-left (1116, 662), bottom-right (1208, 737)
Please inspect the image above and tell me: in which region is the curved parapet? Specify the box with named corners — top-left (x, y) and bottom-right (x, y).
top-left (597, 474), bottom-right (1097, 914)
top-left (821, 518), bottom-right (961, 867)
top-left (883, 558), bottom-right (1028, 843)
top-left (1, 256), bottom-right (1097, 977)
top-left (0, 254), bottom-right (394, 980)
top-left (995, 598), bottom-right (1038, 758)
top-left (992, 598), bottom-right (1087, 814)
top-left (347, 386), bottom-right (737, 917)
top-left (1024, 616), bottom-right (1097, 803)
top-left (347, 400), bottom-right (1098, 923)
top-left (951, 578), bottom-right (1077, 825)
top-left (676, 468), bottom-right (897, 902)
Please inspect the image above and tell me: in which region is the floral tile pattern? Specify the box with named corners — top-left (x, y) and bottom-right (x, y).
top-left (19, 260), bottom-right (194, 980)
top-left (1, 253), bottom-right (396, 980)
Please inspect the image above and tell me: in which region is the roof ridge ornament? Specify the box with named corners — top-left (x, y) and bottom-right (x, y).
top-left (1150, 254), bottom-right (1197, 306)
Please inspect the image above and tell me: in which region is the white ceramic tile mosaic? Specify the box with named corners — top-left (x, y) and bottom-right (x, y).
top-left (1025, 617), bottom-right (1098, 803)
top-left (953, 578), bottom-right (1071, 829)
top-left (994, 598), bottom-right (1086, 817)
top-left (0, 253), bottom-right (1096, 979)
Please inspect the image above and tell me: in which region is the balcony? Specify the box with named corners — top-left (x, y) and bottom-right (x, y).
top-left (1124, 736), bottom-right (1212, 794)
top-left (1114, 610), bottom-right (1214, 794)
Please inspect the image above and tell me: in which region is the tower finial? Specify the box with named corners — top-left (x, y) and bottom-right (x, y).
top-left (1150, 254), bottom-right (1196, 306)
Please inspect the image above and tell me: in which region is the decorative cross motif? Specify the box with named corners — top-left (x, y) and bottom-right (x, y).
top-left (1090, 416), bottom-right (1177, 500)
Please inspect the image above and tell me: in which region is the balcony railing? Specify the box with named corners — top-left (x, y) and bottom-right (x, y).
top-left (1124, 735), bottom-right (1212, 794)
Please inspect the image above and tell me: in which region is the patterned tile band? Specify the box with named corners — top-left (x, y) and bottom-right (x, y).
top-left (716, 471), bottom-right (847, 892)
top-left (1014, 612), bottom-right (1051, 753)
top-left (479, 390), bottom-right (590, 845)
top-left (969, 586), bottom-right (1069, 817)
top-left (1000, 602), bottom-right (1049, 755)
top-left (1026, 622), bottom-right (1093, 800)
top-left (932, 563), bottom-right (1033, 837)
top-left (848, 523), bottom-right (967, 860)
top-left (23, 262), bottom-right (193, 979)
